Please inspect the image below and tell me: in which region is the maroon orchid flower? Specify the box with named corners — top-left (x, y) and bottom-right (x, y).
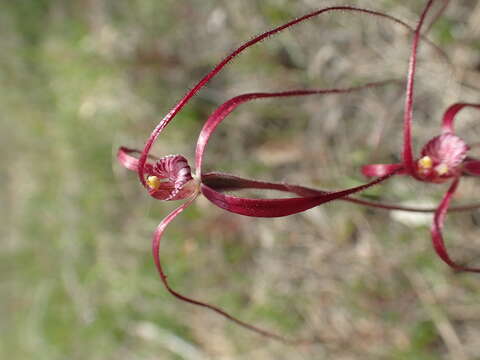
top-left (118, 1), bottom-right (480, 343)
top-left (360, 0), bottom-right (480, 273)
top-left (363, 101), bottom-right (480, 273)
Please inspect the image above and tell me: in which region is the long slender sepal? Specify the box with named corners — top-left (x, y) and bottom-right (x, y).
top-left (201, 172), bottom-right (480, 213)
top-left (201, 172), bottom-right (396, 218)
top-left (431, 178), bottom-right (480, 272)
top-left (152, 194), bottom-right (314, 344)
top-left (402, 0), bottom-right (436, 175)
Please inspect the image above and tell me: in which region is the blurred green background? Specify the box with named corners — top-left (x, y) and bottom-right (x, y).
top-left (2, 1), bottom-right (480, 359)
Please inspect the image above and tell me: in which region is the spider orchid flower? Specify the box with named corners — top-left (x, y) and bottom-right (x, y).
top-left (361, 0), bottom-right (480, 273)
top-left (118, 1), bottom-right (478, 343)
top-left (363, 103), bottom-right (480, 272)
top-left (117, 83), bottom-right (400, 345)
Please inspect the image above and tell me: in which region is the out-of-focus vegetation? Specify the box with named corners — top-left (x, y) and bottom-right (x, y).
top-left (2, 1), bottom-right (480, 359)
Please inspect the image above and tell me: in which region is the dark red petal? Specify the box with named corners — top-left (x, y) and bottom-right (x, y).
top-left (463, 160), bottom-right (480, 176)
top-left (442, 103), bottom-right (480, 134)
top-left (137, 6), bottom-right (446, 186)
top-left (431, 178), bottom-right (480, 272)
top-left (202, 171), bottom-right (480, 213)
top-left (151, 194), bottom-right (312, 344)
top-left (195, 82), bottom-right (395, 176)
top-left (402, 0), bottom-right (436, 175)
top-left (361, 163), bottom-right (405, 177)
top-left (201, 172), bottom-right (396, 218)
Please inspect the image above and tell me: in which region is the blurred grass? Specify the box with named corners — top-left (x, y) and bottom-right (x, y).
top-left (2, 1), bottom-right (480, 359)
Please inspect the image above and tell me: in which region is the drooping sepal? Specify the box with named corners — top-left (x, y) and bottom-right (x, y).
top-left (151, 194), bottom-right (314, 344)
top-left (431, 178), bottom-right (480, 273)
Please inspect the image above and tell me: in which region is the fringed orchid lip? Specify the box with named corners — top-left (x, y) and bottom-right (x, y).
top-left (147, 154), bottom-right (197, 201)
top-left (415, 133), bottom-right (469, 182)
top-left (117, 148), bottom-right (198, 201)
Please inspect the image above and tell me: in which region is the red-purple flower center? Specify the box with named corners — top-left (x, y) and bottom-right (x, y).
top-left (416, 133), bottom-right (469, 182)
top-left (146, 155), bottom-right (196, 200)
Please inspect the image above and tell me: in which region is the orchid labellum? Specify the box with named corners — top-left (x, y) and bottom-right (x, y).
top-left (118, 1), bottom-right (480, 343)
